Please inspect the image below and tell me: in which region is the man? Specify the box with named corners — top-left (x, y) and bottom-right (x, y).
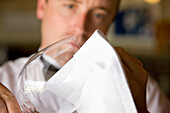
top-left (0, 0), bottom-right (169, 113)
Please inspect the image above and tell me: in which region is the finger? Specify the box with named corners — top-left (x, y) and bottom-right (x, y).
top-left (0, 83), bottom-right (22, 113)
top-left (115, 48), bottom-right (148, 84)
top-left (133, 58), bottom-right (143, 67)
top-left (122, 64), bottom-right (135, 87)
top-left (115, 47), bottom-right (142, 72)
top-left (115, 47), bottom-right (148, 83)
top-left (0, 98), bottom-right (7, 113)
top-left (122, 64), bottom-right (131, 77)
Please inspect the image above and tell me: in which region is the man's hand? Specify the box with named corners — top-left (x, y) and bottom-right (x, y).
top-left (0, 83), bottom-right (22, 113)
top-left (115, 47), bottom-right (149, 113)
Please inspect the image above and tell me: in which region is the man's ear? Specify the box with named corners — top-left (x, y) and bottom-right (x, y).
top-left (36, 0), bottom-right (47, 19)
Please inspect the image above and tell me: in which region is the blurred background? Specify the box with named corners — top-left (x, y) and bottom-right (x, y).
top-left (0, 0), bottom-right (169, 98)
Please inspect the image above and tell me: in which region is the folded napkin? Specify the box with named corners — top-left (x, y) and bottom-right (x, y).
top-left (45, 29), bottom-right (137, 113)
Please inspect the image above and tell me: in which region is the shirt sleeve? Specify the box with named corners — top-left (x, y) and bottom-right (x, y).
top-left (0, 58), bottom-right (27, 96)
top-left (147, 76), bottom-right (170, 113)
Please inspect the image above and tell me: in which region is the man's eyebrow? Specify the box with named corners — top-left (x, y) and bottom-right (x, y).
top-left (96, 7), bottom-right (111, 13)
top-left (58, 0), bottom-right (82, 3)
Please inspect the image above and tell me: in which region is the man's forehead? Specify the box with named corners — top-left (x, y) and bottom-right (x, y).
top-left (57, 0), bottom-right (81, 2)
top-left (54, 0), bottom-right (119, 12)
top-left (56, 0), bottom-right (117, 4)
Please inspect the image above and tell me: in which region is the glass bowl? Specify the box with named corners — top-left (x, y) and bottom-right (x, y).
top-left (17, 36), bottom-right (81, 113)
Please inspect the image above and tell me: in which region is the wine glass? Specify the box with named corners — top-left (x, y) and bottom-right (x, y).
top-left (17, 36), bottom-right (81, 113)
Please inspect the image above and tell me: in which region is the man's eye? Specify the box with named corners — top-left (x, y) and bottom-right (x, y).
top-left (65, 4), bottom-right (74, 9)
top-left (95, 13), bottom-right (103, 18)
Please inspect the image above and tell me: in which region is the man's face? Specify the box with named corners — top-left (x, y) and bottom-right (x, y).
top-left (37, 0), bottom-right (119, 48)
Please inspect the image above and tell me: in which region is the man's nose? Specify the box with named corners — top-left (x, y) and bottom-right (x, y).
top-left (71, 12), bottom-right (90, 44)
top-left (73, 12), bottom-right (87, 33)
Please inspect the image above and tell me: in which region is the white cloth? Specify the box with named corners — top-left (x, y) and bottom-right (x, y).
top-left (42, 30), bottom-right (137, 113)
top-left (0, 35), bottom-right (169, 113)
